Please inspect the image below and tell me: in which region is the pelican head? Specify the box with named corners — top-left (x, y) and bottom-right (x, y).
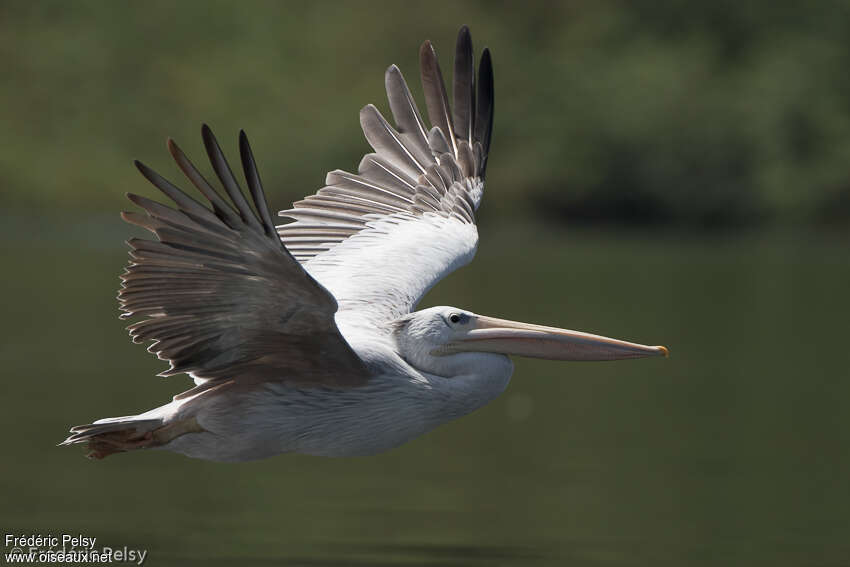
top-left (393, 306), bottom-right (668, 377)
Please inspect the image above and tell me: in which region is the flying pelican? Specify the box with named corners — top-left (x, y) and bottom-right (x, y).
top-left (62, 27), bottom-right (667, 461)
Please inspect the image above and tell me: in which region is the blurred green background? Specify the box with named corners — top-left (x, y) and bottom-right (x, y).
top-left (2, 1), bottom-right (849, 566)
top-left (5, 0), bottom-right (850, 228)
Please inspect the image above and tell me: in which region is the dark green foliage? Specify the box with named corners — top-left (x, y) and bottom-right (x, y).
top-left (2, 0), bottom-right (849, 228)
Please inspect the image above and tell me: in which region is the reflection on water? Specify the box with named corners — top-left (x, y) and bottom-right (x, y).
top-left (159, 542), bottom-right (546, 567)
top-left (1, 217), bottom-right (848, 566)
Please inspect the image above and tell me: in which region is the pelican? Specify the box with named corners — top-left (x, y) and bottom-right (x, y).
top-left (62, 27), bottom-right (667, 461)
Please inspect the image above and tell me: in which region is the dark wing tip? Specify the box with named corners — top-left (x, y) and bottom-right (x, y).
top-left (133, 159), bottom-right (171, 193)
top-left (200, 123), bottom-right (215, 154)
top-left (481, 46), bottom-right (492, 64)
top-left (237, 128), bottom-right (279, 240)
top-left (475, 47), bottom-right (494, 160)
top-left (238, 129), bottom-right (249, 155)
top-left (166, 137), bottom-right (180, 158)
top-left (119, 210), bottom-right (139, 226)
top-left (385, 63), bottom-right (401, 79)
top-left (453, 25), bottom-right (475, 146)
top-left (134, 159), bottom-right (155, 180)
top-left (200, 123), bottom-right (219, 153)
top-left (200, 123), bottom-right (220, 156)
top-left (199, 123), bottom-right (265, 229)
top-left (419, 39), bottom-right (436, 59)
top-left (167, 137), bottom-right (194, 170)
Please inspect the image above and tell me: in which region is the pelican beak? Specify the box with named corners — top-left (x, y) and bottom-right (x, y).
top-left (440, 315), bottom-right (668, 361)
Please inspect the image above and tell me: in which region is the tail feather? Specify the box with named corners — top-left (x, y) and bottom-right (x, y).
top-left (60, 417), bottom-right (163, 459)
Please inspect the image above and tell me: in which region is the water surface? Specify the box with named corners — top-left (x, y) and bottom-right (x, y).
top-left (2, 218), bottom-right (848, 566)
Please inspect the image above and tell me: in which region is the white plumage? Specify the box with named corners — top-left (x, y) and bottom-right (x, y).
top-left (61, 27), bottom-right (667, 462)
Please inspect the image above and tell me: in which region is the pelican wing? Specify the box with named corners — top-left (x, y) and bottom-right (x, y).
top-left (121, 125), bottom-right (370, 388)
top-left (277, 26), bottom-right (494, 321)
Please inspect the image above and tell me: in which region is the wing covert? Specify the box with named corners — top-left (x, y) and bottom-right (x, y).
top-left (121, 126), bottom-right (370, 388)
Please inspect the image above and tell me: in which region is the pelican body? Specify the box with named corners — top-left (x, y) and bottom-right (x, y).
top-left (62, 27), bottom-right (667, 462)
top-left (160, 308), bottom-right (517, 461)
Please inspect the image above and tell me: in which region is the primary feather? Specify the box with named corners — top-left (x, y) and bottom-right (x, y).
top-left (121, 127), bottom-right (370, 389)
top-left (278, 25), bottom-right (494, 321)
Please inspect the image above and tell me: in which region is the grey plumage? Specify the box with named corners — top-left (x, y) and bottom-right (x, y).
top-left (385, 65), bottom-right (430, 151)
top-left (278, 26), bottom-right (494, 264)
top-left (359, 103), bottom-right (430, 177)
top-left (122, 129), bottom-right (370, 388)
top-left (420, 40), bottom-right (458, 157)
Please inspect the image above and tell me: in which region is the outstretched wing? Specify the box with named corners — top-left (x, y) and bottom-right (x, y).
top-left (277, 26), bottom-right (494, 322)
top-left (121, 125), bottom-right (370, 388)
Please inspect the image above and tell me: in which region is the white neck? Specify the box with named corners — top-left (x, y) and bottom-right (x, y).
top-left (421, 355), bottom-right (514, 425)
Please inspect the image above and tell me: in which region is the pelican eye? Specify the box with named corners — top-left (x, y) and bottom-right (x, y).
top-left (449, 313), bottom-right (463, 324)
